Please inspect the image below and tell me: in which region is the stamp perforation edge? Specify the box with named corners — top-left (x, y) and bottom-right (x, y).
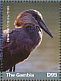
top-left (2, 0), bottom-right (59, 3)
top-left (0, 1), bottom-right (3, 81)
top-left (2, 78), bottom-right (60, 81)
top-left (1, 0), bottom-right (60, 81)
top-left (59, 1), bottom-right (61, 81)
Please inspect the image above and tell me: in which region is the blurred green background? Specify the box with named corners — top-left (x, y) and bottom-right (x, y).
top-left (3, 2), bottom-right (59, 72)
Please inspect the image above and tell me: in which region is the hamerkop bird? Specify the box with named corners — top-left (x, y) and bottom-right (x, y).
top-left (2, 9), bottom-right (53, 71)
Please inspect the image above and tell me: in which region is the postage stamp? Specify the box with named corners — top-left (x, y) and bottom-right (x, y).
top-left (0, 0), bottom-right (60, 80)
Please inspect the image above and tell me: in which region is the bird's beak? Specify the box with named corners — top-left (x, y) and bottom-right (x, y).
top-left (39, 19), bottom-right (53, 38)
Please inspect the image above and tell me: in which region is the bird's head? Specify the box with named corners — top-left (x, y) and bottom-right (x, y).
top-left (14, 9), bottom-right (53, 38)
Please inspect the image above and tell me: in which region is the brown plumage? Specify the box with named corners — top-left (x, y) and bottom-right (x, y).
top-left (2, 9), bottom-right (53, 71)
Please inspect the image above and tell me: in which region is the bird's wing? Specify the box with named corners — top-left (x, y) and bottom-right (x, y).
top-left (3, 29), bottom-right (16, 71)
top-left (3, 28), bottom-right (33, 71)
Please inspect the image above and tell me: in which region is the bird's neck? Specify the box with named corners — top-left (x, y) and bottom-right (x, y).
top-left (25, 26), bottom-right (43, 47)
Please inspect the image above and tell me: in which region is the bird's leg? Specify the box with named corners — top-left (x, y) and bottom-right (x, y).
top-left (13, 65), bottom-right (15, 72)
top-left (9, 66), bottom-right (15, 72)
top-left (9, 67), bottom-right (12, 72)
